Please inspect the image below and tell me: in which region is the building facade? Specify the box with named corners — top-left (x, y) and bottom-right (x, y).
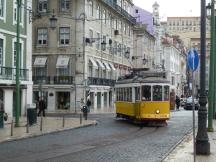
top-left (0, 0), bottom-right (33, 117)
top-left (32, 0), bottom-right (135, 113)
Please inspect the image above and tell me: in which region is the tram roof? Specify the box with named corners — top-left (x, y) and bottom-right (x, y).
top-left (116, 70), bottom-right (170, 84)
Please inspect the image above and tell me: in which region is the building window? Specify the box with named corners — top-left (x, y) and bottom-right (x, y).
top-left (35, 67), bottom-right (46, 76)
top-left (59, 27), bottom-right (70, 45)
top-left (13, 0), bottom-right (24, 24)
top-left (96, 5), bottom-right (100, 19)
top-left (60, 0), bottom-right (70, 12)
top-left (88, 0), bottom-right (93, 16)
top-left (38, 0), bottom-right (48, 13)
top-left (96, 32), bottom-right (100, 50)
top-left (0, 39), bottom-right (3, 67)
top-left (89, 29), bottom-right (93, 46)
top-left (37, 28), bottom-right (48, 45)
top-left (0, 0), bottom-right (4, 17)
top-left (57, 68), bottom-right (69, 76)
top-left (171, 76), bottom-right (175, 85)
top-left (102, 9), bottom-right (106, 24)
top-left (13, 42), bottom-right (22, 68)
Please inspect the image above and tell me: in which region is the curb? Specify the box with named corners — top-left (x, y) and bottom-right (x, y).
top-left (161, 129), bottom-right (193, 161)
top-left (0, 121), bottom-right (97, 144)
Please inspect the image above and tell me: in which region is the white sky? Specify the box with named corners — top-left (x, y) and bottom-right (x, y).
top-left (133, 0), bottom-right (203, 21)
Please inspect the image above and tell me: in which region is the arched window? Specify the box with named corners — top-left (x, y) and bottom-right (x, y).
top-left (88, 0), bottom-right (93, 17)
top-left (96, 5), bottom-right (100, 19)
top-left (102, 9), bottom-right (106, 24)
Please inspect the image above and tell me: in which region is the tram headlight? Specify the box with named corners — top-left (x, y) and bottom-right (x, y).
top-left (156, 109), bottom-right (160, 114)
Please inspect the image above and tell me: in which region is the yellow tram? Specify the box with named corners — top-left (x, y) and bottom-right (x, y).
top-left (115, 69), bottom-right (170, 124)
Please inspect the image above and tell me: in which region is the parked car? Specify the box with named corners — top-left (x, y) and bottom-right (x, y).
top-left (184, 96), bottom-right (199, 110)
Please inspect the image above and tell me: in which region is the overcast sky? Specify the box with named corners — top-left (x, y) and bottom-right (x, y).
top-left (133, 0), bottom-right (203, 21)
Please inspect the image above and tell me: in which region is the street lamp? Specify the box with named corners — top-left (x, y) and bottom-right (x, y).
top-left (206, 0), bottom-right (215, 132)
top-left (196, 0), bottom-right (210, 155)
top-left (15, 0), bottom-right (21, 127)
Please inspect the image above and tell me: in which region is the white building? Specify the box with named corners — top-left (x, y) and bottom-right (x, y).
top-left (32, 0), bottom-right (135, 113)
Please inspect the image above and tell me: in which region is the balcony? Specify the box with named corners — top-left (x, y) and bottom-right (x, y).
top-left (53, 76), bottom-right (74, 84)
top-left (101, 0), bottom-right (136, 24)
top-left (0, 66), bottom-right (29, 81)
top-left (33, 76), bottom-right (74, 85)
top-left (32, 76), bottom-right (50, 84)
top-left (88, 77), bottom-right (116, 86)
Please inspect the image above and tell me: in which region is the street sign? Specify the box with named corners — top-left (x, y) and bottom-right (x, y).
top-left (187, 48), bottom-right (199, 71)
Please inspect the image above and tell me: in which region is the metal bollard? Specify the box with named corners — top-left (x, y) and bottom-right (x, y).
top-left (80, 114), bottom-right (82, 125)
top-left (11, 120), bottom-right (13, 136)
top-left (40, 116), bottom-right (43, 131)
top-left (62, 116), bottom-right (65, 128)
top-left (26, 118), bottom-right (29, 133)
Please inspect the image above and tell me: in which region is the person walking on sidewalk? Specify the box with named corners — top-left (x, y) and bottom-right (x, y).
top-left (86, 96), bottom-right (91, 113)
top-left (38, 97), bottom-right (47, 117)
top-left (175, 95), bottom-right (180, 111)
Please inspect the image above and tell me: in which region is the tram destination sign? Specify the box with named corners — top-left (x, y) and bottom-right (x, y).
top-left (187, 48), bottom-right (199, 71)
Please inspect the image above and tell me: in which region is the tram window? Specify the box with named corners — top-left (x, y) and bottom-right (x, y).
top-left (120, 88), bottom-right (123, 101)
top-left (164, 86), bottom-right (169, 101)
top-left (142, 86), bottom-right (151, 101)
top-left (116, 88), bottom-right (119, 101)
top-left (135, 87), bottom-right (140, 101)
top-left (153, 85), bottom-right (162, 101)
top-left (128, 88), bottom-right (132, 102)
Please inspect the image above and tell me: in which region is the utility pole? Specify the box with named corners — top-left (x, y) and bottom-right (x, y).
top-left (196, 0), bottom-right (210, 155)
top-left (15, 0), bottom-right (21, 127)
top-left (207, 0), bottom-right (215, 132)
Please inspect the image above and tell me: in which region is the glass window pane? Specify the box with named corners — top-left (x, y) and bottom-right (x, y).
top-left (142, 85), bottom-right (151, 101)
top-left (164, 86), bottom-right (169, 101)
top-left (153, 85), bottom-right (162, 101)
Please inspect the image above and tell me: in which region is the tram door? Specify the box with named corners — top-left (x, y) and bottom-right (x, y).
top-left (170, 90), bottom-right (175, 110)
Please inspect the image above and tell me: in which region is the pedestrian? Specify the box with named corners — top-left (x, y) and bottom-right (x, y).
top-left (37, 97), bottom-right (47, 117)
top-left (175, 95), bottom-right (180, 111)
top-left (86, 96), bottom-right (91, 113)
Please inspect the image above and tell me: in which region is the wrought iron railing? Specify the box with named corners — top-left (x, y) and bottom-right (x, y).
top-left (32, 76), bottom-right (50, 84)
top-left (101, 0), bottom-right (136, 24)
top-left (33, 76), bottom-right (74, 84)
top-left (53, 76), bottom-right (74, 84)
top-left (88, 77), bottom-right (115, 86)
top-left (0, 66), bottom-right (29, 81)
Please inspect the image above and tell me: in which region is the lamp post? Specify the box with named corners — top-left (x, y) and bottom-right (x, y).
top-left (196, 0), bottom-right (210, 155)
top-left (206, 1), bottom-right (214, 132)
top-left (15, 0), bottom-right (21, 127)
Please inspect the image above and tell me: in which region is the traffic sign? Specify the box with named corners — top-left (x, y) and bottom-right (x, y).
top-left (187, 48), bottom-right (199, 71)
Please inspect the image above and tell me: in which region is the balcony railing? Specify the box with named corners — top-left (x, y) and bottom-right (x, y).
top-left (88, 77), bottom-right (116, 86)
top-left (0, 66), bottom-right (29, 81)
top-left (33, 76), bottom-right (74, 85)
top-left (32, 76), bottom-right (50, 84)
top-left (101, 0), bottom-right (136, 24)
top-left (53, 76), bottom-right (74, 84)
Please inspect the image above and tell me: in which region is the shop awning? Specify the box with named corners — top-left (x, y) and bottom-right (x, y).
top-left (34, 57), bottom-right (47, 67)
top-left (108, 62), bottom-right (116, 71)
top-left (89, 57), bottom-right (98, 69)
top-left (96, 59), bottom-right (106, 70)
top-left (103, 61), bottom-right (111, 71)
top-left (56, 56), bottom-right (70, 68)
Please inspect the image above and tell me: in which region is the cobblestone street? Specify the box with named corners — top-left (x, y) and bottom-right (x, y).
top-left (0, 109), bottom-right (194, 162)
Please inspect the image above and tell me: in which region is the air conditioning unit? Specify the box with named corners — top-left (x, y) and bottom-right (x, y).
top-left (114, 30), bottom-right (119, 35)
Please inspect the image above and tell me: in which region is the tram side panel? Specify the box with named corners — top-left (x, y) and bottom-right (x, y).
top-left (115, 102), bottom-right (136, 117)
top-left (139, 102), bottom-right (170, 120)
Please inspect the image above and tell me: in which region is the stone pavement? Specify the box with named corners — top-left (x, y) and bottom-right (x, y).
top-left (163, 120), bottom-right (216, 162)
top-left (0, 116), bottom-right (96, 143)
